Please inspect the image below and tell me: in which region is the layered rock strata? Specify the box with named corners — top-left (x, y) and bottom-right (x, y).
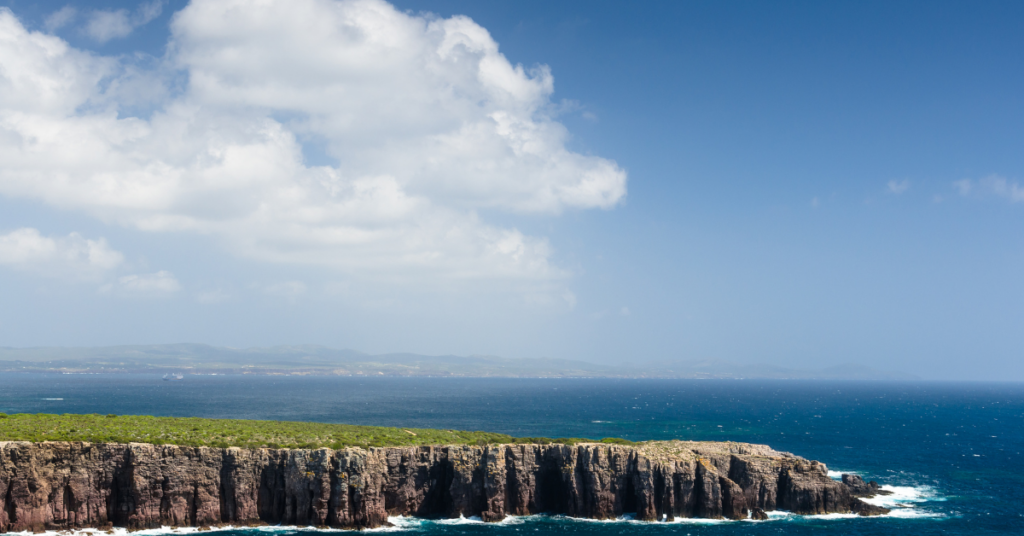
top-left (0, 440), bottom-right (886, 531)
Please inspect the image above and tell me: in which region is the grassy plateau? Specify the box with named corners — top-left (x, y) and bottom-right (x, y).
top-left (0, 413), bottom-right (635, 449)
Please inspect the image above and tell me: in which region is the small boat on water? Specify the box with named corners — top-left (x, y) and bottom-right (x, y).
top-left (162, 373), bottom-right (184, 381)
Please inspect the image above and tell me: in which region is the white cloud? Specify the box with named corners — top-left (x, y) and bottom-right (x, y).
top-left (135, 1), bottom-right (165, 25)
top-left (44, 6), bottom-right (77, 32)
top-left (953, 175), bottom-right (1024, 203)
top-left (100, 270), bottom-right (181, 296)
top-left (83, 10), bottom-right (133, 42)
top-left (82, 1), bottom-right (164, 43)
top-left (984, 176), bottom-right (1024, 202)
top-left (0, 227), bottom-right (123, 279)
top-left (0, 0), bottom-right (626, 287)
top-left (887, 179), bottom-right (910, 195)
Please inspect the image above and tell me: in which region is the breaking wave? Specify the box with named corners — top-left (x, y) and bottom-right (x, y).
top-left (827, 469), bottom-right (857, 479)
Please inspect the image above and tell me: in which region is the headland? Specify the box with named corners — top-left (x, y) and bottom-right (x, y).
top-left (0, 414), bottom-right (889, 531)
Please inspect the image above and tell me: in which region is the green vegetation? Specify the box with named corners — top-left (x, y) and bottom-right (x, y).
top-left (0, 413), bottom-right (635, 449)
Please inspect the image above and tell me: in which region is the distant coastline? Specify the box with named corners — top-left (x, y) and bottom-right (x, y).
top-left (0, 343), bottom-right (916, 380)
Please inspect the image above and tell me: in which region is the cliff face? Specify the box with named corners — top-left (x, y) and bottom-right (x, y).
top-left (0, 440), bottom-right (877, 531)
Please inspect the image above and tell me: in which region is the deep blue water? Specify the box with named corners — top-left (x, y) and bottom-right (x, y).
top-left (1, 374), bottom-right (1022, 535)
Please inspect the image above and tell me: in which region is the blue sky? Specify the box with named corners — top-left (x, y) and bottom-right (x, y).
top-left (0, 0), bottom-right (1022, 380)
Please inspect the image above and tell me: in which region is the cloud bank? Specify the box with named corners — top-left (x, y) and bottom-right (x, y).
top-left (0, 228), bottom-right (123, 279)
top-left (0, 0), bottom-right (626, 285)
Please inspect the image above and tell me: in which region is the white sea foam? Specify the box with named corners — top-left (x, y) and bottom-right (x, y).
top-left (369, 517), bottom-right (422, 532)
top-left (492, 515), bottom-right (540, 525)
top-left (801, 513), bottom-right (861, 520)
top-left (863, 485), bottom-right (932, 506)
top-left (763, 510), bottom-right (860, 521)
top-left (820, 473), bottom-right (946, 519)
top-left (666, 517), bottom-right (729, 525)
top-left (883, 508), bottom-right (945, 519)
top-left (433, 515), bottom-right (485, 525)
top-left (550, 513), bottom-right (644, 524)
top-left (861, 484), bottom-right (945, 514)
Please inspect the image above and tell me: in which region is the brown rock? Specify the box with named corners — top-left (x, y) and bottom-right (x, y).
top-left (850, 498), bottom-right (891, 516)
top-left (0, 440), bottom-right (862, 531)
top-left (776, 460), bottom-right (852, 514)
top-left (841, 474), bottom-right (893, 497)
top-left (719, 475), bottom-right (747, 520)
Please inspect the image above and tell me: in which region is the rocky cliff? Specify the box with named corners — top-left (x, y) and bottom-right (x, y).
top-left (0, 440), bottom-right (885, 531)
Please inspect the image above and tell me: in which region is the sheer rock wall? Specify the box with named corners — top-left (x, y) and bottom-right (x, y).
top-left (0, 440), bottom-right (872, 531)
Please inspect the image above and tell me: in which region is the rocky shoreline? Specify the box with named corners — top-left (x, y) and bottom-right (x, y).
top-left (0, 440), bottom-right (888, 531)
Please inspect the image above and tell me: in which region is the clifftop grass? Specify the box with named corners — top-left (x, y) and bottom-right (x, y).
top-left (0, 413), bottom-right (635, 449)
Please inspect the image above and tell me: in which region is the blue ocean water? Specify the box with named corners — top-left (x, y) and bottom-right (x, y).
top-left (1, 374), bottom-right (1021, 535)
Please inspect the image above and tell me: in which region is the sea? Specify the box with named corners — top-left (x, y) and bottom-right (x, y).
top-left (0, 374), bottom-right (1021, 535)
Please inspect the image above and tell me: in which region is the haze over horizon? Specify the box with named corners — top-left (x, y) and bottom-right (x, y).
top-left (1, 0), bottom-right (1022, 381)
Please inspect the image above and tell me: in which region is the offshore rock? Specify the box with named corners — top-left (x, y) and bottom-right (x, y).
top-left (850, 498), bottom-right (890, 517)
top-left (0, 440), bottom-right (884, 531)
top-left (840, 474), bottom-right (892, 516)
top-left (842, 474), bottom-right (893, 497)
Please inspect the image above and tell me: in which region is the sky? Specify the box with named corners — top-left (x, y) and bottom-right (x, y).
top-left (0, 0), bottom-right (1022, 380)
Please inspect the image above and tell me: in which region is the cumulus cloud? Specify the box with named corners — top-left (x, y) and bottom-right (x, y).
top-left (99, 270), bottom-right (181, 296)
top-left (887, 179), bottom-right (910, 195)
top-left (0, 0), bottom-right (626, 285)
top-left (953, 175), bottom-right (1024, 203)
top-left (0, 227), bottom-right (123, 279)
top-left (82, 1), bottom-right (164, 43)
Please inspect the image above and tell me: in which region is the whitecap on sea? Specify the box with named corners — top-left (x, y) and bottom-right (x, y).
top-left (827, 469), bottom-right (857, 480)
top-left (433, 515), bottom-right (485, 525)
top-left (862, 485), bottom-right (942, 507)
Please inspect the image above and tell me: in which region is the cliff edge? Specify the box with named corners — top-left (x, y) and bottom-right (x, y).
top-left (0, 440), bottom-right (886, 531)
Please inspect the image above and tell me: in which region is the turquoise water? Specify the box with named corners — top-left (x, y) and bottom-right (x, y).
top-left (1, 374), bottom-right (1022, 535)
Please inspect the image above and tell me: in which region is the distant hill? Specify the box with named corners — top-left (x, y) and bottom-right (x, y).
top-left (0, 344), bottom-right (916, 380)
top-left (647, 358), bottom-right (917, 380)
